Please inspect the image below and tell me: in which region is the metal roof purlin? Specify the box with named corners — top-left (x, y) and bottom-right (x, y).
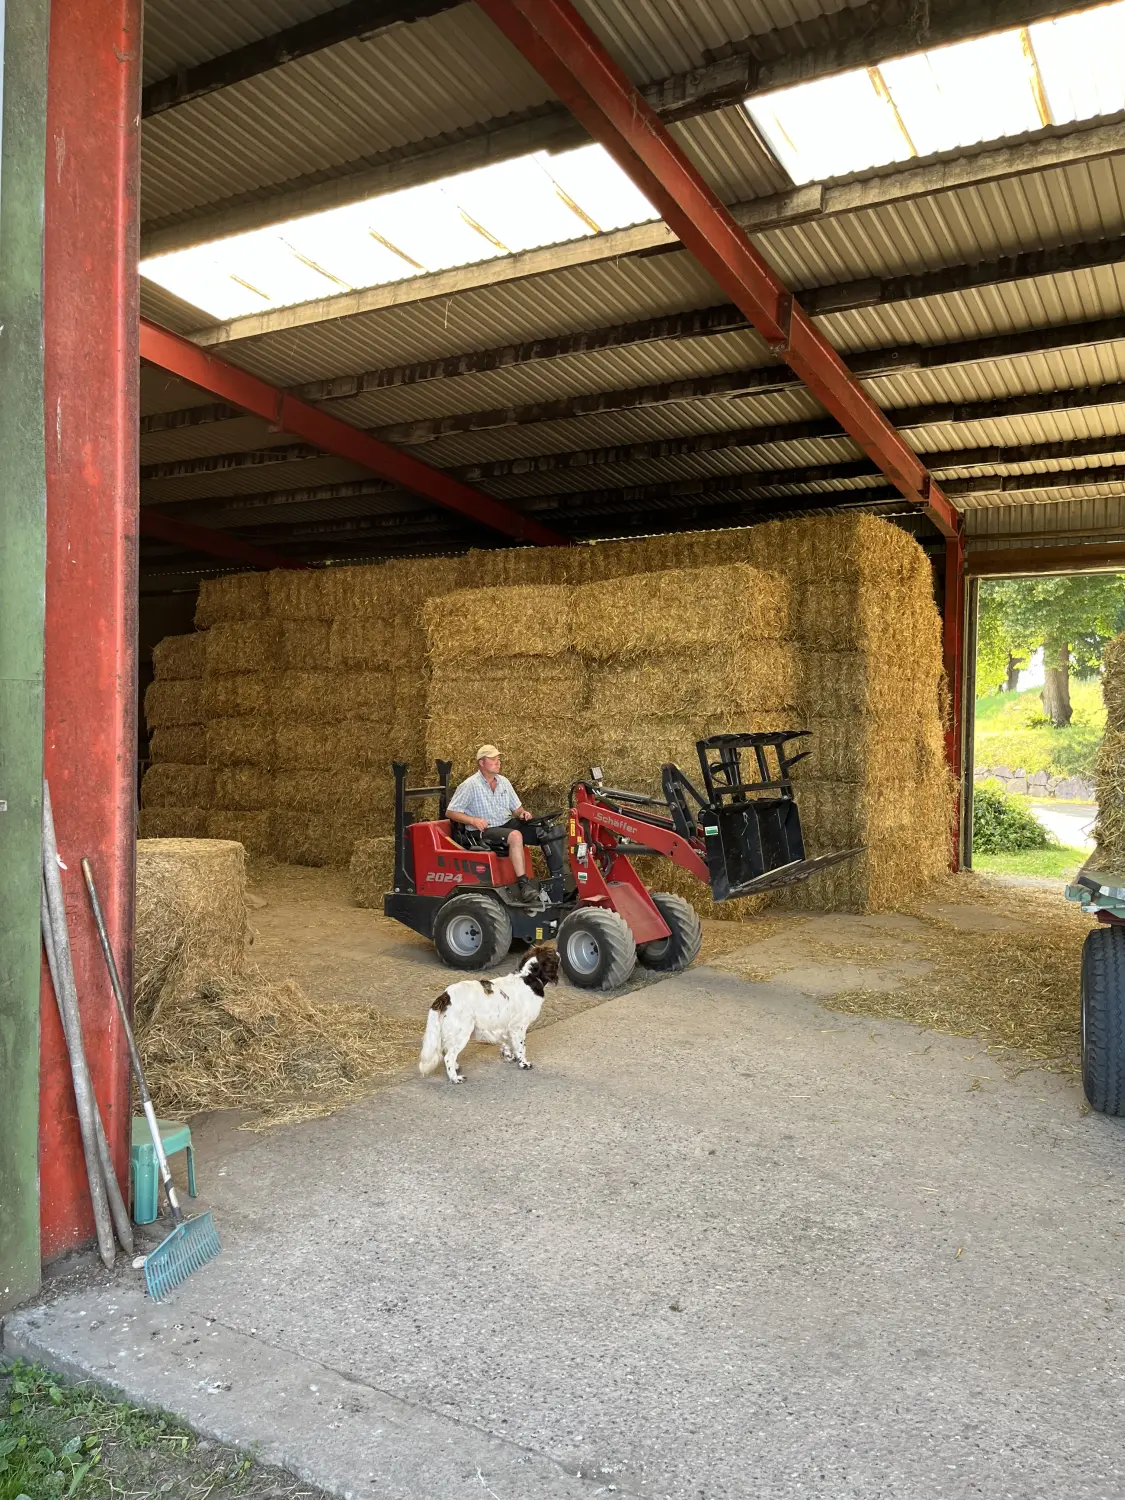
top-left (139, 508), bottom-right (309, 569)
top-left (473, 0), bottom-right (962, 539)
top-left (138, 318), bottom-right (568, 547)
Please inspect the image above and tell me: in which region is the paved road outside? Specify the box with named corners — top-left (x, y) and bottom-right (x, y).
top-left (1030, 800), bottom-right (1096, 851)
top-left (7, 938), bottom-right (1125, 1500)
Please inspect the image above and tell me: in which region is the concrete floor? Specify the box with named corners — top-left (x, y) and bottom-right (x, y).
top-left (7, 927), bottom-right (1125, 1499)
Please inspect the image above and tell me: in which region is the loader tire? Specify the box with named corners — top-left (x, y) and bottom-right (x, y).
top-left (558, 907), bottom-right (636, 990)
top-left (637, 892), bottom-right (703, 973)
top-left (434, 893), bottom-right (512, 971)
top-left (1081, 924), bottom-right (1125, 1115)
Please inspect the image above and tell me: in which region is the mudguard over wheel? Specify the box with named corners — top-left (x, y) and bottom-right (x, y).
top-left (636, 892), bottom-right (703, 973)
top-left (433, 892), bottom-right (513, 970)
top-left (1081, 924), bottom-right (1125, 1115)
top-left (557, 906), bottom-right (636, 990)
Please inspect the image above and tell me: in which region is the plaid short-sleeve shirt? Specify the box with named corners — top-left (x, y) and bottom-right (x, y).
top-left (447, 770), bottom-right (521, 825)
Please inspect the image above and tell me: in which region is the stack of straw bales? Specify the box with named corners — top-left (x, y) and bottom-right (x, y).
top-left (141, 632), bottom-right (209, 838)
top-left (144, 515), bottom-right (950, 910)
top-left (1095, 632), bottom-right (1125, 864)
top-left (421, 517), bottom-right (950, 914)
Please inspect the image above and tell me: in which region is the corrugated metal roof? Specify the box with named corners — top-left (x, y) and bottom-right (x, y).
top-left (966, 496), bottom-right (1125, 535)
top-left (141, 7), bottom-right (555, 225)
top-left (143, 0), bottom-right (344, 83)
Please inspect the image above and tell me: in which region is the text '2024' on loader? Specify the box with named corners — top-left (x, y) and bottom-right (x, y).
top-left (383, 732), bottom-right (862, 990)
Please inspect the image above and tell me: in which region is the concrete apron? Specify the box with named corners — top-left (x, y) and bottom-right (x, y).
top-left (6, 965), bottom-right (1125, 1499)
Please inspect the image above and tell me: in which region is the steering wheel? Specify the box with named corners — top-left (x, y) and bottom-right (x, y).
top-left (525, 810), bottom-right (563, 829)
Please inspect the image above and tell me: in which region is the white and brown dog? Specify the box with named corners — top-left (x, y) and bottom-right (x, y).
top-left (419, 945), bottom-right (561, 1084)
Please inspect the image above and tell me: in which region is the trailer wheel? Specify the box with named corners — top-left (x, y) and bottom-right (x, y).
top-left (433, 893), bottom-right (512, 971)
top-left (636, 892), bottom-right (703, 973)
top-left (1081, 924), bottom-right (1125, 1115)
top-left (557, 907), bottom-right (636, 990)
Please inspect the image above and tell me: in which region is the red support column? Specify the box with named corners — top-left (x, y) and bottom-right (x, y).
top-left (943, 532), bottom-right (967, 873)
top-left (40, 0), bottom-right (141, 1256)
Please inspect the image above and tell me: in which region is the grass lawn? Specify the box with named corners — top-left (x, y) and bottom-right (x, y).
top-left (0, 1364), bottom-right (323, 1500)
top-left (972, 845), bottom-right (1089, 879)
top-left (973, 678), bottom-right (1105, 779)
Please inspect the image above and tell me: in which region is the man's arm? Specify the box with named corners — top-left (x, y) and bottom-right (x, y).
top-left (505, 778), bottom-right (532, 821)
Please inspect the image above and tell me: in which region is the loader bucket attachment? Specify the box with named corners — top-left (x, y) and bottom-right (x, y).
top-left (686, 733), bottom-right (863, 902)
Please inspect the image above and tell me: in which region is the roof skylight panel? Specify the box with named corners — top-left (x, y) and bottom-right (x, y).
top-left (540, 143), bottom-right (658, 232)
top-left (745, 1), bottom-right (1125, 188)
top-left (747, 68), bottom-right (921, 185)
top-left (1030, 1), bottom-right (1125, 124)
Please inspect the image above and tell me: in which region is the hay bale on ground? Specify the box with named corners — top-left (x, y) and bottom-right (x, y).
top-left (350, 836), bottom-right (396, 907)
top-left (149, 724), bottom-right (207, 765)
top-left (134, 838), bottom-right (249, 1020)
top-left (152, 632), bottom-right (206, 680)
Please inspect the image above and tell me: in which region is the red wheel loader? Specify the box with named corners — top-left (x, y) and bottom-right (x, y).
top-left (384, 732), bottom-right (861, 989)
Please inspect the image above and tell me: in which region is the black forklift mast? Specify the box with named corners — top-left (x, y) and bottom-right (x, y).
top-left (391, 759), bottom-right (452, 893)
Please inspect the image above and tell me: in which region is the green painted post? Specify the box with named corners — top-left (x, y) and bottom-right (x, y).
top-left (0, 0), bottom-right (49, 1314)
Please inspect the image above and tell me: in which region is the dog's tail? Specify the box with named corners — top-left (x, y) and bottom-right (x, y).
top-left (418, 1005), bottom-right (444, 1076)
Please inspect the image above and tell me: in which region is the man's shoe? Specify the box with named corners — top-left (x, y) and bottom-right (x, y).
top-left (516, 875), bottom-right (537, 902)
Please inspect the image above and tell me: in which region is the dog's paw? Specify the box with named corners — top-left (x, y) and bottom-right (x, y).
top-left (450, 1074), bottom-right (467, 1084)
top-left (517, 1059), bottom-right (533, 1070)
top-left (500, 1047), bottom-right (514, 1062)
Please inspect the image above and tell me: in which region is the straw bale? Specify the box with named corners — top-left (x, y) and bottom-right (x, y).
top-left (137, 808), bottom-right (208, 840)
top-left (134, 838), bottom-right (248, 1020)
top-left (425, 585), bottom-right (573, 661)
top-left (274, 721), bottom-right (336, 769)
top-left (271, 767), bottom-right (393, 815)
top-left (270, 669), bottom-right (393, 723)
top-left (392, 675), bottom-right (429, 762)
top-left (265, 567), bottom-right (333, 620)
top-left (195, 571), bottom-right (267, 627)
top-left (204, 619), bottom-right (326, 675)
top-left (585, 643), bottom-right (798, 721)
top-left (152, 632), bottom-right (206, 680)
top-left (214, 766), bottom-right (274, 811)
top-left (140, 763), bottom-right (215, 810)
top-left (631, 855), bottom-right (771, 923)
top-left (144, 678), bottom-right (203, 729)
top-left (1096, 727), bottom-right (1125, 862)
top-left (201, 672), bottom-right (272, 719)
top-left (573, 563), bottom-right (788, 657)
top-left (1102, 634), bottom-right (1125, 733)
top-left (149, 724), bottom-right (207, 765)
top-left (272, 805), bottom-right (390, 867)
top-left (428, 652), bottom-right (585, 718)
top-left (205, 717), bottom-right (274, 767)
top-left (349, 836), bottom-right (396, 907)
top-left (205, 810), bottom-right (272, 855)
top-left (328, 616), bottom-right (395, 669)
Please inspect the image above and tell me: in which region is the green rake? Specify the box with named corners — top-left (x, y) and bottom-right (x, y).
top-left (82, 858), bottom-right (221, 1300)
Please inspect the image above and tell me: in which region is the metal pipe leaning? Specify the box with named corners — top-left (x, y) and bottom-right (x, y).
top-left (40, 881), bottom-right (133, 1256)
top-left (40, 781), bottom-right (117, 1269)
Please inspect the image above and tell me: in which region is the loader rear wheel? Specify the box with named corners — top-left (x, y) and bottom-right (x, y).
top-left (637, 892), bottom-right (703, 973)
top-left (433, 893), bottom-right (512, 971)
top-left (1081, 924), bottom-right (1125, 1115)
top-left (558, 907), bottom-right (636, 990)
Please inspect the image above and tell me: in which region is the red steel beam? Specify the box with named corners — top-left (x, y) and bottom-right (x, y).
top-left (139, 320), bottom-right (568, 548)
top-left (943, 532), bottom-right (967, 872)
top-left (473, 0), bottom-right (962, 542)
top-left (140, 509), bottom-right (309, 570)
top-left (41, 0), bottom-right (140, 1256)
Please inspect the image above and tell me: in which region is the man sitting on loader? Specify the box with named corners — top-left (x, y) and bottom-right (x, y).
top-left (446, 745), bottom-right (562, 904)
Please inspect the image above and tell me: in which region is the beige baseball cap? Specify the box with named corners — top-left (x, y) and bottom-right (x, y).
top-left (476, 744), bottom-right (501, 761)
